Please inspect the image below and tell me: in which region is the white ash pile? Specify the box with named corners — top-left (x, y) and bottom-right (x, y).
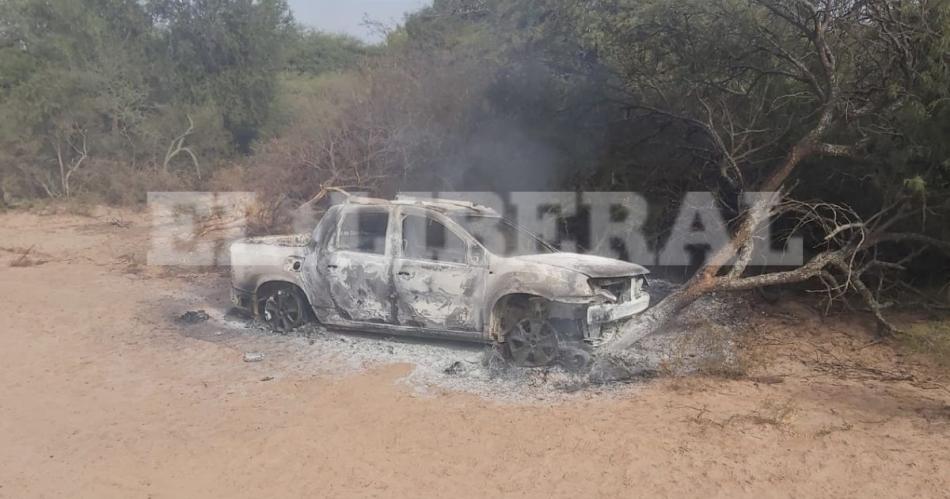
top-left (285, 324), bottom-right (628, 402)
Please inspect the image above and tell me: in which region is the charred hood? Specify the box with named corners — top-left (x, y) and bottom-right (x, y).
top-left (512, 253), bottom-right (648, 278)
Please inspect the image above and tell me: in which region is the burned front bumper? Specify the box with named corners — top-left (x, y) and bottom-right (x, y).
top-left (583, 293), bottom-right (650, 340)
top-left (587, 293), bottom-right (651, 325)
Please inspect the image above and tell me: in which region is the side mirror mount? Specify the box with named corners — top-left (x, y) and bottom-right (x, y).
top-left (469, 244), bottom-right (487, 266)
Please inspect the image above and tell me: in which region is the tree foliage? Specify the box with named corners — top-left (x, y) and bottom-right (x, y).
top-left (0, 0), bottom-right (369, 201)
top-left (146, 0), bottom-right (295, 151)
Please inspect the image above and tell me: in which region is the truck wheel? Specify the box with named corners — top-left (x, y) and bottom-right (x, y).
top-left (503, 305), bottom-right (560, 367)
top-left (259, 285), bottom-right (308, 332)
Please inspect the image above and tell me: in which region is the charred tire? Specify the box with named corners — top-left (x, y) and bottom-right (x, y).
top-left (500, 300), bottom-right (560, 367)
top-left (257, 284), bottom-right (310, 332)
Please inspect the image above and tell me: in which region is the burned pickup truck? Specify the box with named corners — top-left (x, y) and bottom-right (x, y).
top-left (230, 196), bottom-right (650, 367)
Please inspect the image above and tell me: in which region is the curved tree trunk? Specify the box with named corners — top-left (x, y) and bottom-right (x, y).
top-left (606, 139), bottom-right (823, 353)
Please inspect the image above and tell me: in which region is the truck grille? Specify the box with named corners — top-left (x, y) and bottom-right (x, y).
top-left (590, 277), bottom-right (632, 303)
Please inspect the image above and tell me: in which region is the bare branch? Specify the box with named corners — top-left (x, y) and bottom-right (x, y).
top-left (164, 115), bottom-right (201, 179)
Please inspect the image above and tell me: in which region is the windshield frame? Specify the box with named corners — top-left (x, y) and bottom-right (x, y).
top-left (449, 213), bottom-right (558, 258)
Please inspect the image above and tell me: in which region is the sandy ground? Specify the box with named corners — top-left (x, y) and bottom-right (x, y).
top-left (1, 208), bottom-right (948, 498)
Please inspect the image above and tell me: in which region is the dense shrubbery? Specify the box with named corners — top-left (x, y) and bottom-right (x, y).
top-left (0, 0), bottom-right (367, 204)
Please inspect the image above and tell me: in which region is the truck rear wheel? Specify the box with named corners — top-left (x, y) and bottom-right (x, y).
top-left (258, 284), bottom-right (309, 332)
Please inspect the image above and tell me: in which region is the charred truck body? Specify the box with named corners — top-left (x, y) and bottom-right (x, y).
top-left (231, 196), bottom-right (650, 367)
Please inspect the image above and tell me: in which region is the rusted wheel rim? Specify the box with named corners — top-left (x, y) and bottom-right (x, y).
top-left (262, 289), bottom-right (302, 332)
top-left (506, 318), bottom-right (559, 367)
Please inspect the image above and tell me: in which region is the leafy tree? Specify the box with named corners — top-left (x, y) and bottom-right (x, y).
top-left (146, 0), bottom-right (295, 152)
top-left (284, 29), bottom-right (373, 76)
top-left (0, 0), bottom-right (155, 198)
top-left (0, 0), bottom-right (299, 199)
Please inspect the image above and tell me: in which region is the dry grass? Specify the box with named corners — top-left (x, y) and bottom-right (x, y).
top-left (745, 398), bottom-right (798, 427)
top-left (900, 319), bottom-right (950, 369)
top-left (815, 421), bottom-right (854, 437)
top-left (115, 252), bottom-right (146, 274)
top-left (684, 398), bottom-right (799, 432)
top-left (6, 245), bottom-right (49, 267)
